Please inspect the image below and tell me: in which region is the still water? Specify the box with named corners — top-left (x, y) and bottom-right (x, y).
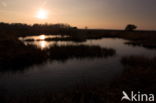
top-left (0, 35), bottom-right (156, 96)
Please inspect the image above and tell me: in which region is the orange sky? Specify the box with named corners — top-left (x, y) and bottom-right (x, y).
top-left (0, 0), bottom-right (156, 30)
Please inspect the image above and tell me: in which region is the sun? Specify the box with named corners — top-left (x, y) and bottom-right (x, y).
top-left (36, 9), bottom-right (48, 19)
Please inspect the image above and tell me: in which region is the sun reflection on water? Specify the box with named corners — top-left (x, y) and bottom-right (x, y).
top-left (38, 41), bottom-right (48, 49)
top-left (39, 35), bottom-right (46, 40)
top-left (20, 35), bottom-right (79, 50)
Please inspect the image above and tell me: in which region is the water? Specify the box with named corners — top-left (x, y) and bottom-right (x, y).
top-left (0, 35), bottom-right (156, 96)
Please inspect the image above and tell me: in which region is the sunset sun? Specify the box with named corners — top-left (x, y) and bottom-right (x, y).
top-left (36, 9), bottom-right (48, 19)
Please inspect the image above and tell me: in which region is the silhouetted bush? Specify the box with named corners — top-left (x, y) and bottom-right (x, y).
top-left (125, 24), bottom-right (137, 31)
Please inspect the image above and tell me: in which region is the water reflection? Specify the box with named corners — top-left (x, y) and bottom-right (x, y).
top-left (38, 41), bottom-right (48, 49)
top-left (24, 41), bottom-right (53, 49)
top-left (19, 34), bottom-right (68, 41)
top-left (20, 35), bottom-right (74, 49)
top-left (1, 37), bottom-right (156, 97)
top-left (24, 40), bottom-right (83, 50)
top-left (39, 35), bottom-right (46, 40)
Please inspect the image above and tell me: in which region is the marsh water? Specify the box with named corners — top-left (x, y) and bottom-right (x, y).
top-left (0, 35), bottom-right (156, 96)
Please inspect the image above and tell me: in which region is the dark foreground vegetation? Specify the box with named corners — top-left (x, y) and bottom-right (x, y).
top-left (0, 42), bottom-right (116, 72)
top-left (0, 41), bottom-right (46, 72)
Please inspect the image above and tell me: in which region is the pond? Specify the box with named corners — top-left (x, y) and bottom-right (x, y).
top-left (0, 35), bottom-right (156, 96)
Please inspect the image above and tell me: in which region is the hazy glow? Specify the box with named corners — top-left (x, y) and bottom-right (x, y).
top-left (39, 35), bottom-right (46, 40)
top-left (39, 41), bottom-right (48, 49)
top-left (36, 9), bottom-right (48, 19)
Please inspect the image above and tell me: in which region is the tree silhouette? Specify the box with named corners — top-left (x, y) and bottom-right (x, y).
top-left (125, 24), bottom-right (137, 31)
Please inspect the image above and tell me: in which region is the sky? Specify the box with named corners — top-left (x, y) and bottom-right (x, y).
top-left (0, 0), bottom-right (156, 30)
